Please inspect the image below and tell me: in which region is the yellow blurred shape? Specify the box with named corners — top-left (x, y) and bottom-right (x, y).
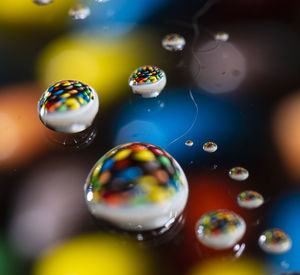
top-left (189, 257), bottom-right (267, 275)
top-left (36, 31), bottom-right (164, 107)
top-left (33, 233), bottom-right (153, 275)
top-left (0, 0), bottom-right (76, 30)
top-left (273, 92), bottom-right (300, 180)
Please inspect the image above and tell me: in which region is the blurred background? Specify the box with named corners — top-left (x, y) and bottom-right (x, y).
top-left (0, 0), bottom-right (300, 274)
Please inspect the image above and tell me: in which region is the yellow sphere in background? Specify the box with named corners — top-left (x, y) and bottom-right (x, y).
top-left (33, 234), bottom-right (153, 275)
top-left (189, 257), bottom-right (268, 275)
top-left (36, 31), bottom-right (164, 107)
top-left (0, 0), bottom-right (77, 30)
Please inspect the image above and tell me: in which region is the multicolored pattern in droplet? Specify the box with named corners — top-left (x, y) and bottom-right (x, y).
top-left (164, 33), bottom-right (182, 42)
top-left (85, 142), bottom-right (186, 207)
top-left (198, 210), bottom-right (243, 236)
top-left (69, 4), bottom-right (90, 20)
top-left (259, 229), bottom-right (292, 254)
top-left (237, 190), bottom-right (264, 209)
top-left (203, 141), bottom-right (218, 153)
top-left (39, 80), bottom-right (95, 114)
top-left (162, 33), bottom-right (185, 51)
top-left (229, 167), bottom-right (249, 181)
top-left (129, 66), bottom-right (163, 85)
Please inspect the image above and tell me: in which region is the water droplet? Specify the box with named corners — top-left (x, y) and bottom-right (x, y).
top-left (128, 66), bottom-right (166, 98)
top-left (38, 80), bottom-right (99, 133)
top-left (215, 32), bottom-right (229, 42)
top-left (229, 167), bottom-right (249, 181)
top-left (258, 229), bottom-right (292, 254)
top-left (237, 190), bottom-right (264, 209)
top-left (33, 0), bottom-right (53, 5)
top-left (95, 0), bottom-right (110, 2)
top-left (203, 141), bottom-right (218, 153)
top-left (162, 33), bottom-right (186, 52)
top-left (185, 140), bottom-right (194, 147)
top-left (69, 4), bottom-right (91, 20)
top-left (84, 142), bottom-right (189, 231)
top-left (196, 209), bottom-right (246, 249)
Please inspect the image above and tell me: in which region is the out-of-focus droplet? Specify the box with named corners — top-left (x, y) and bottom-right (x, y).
top-left (38, 80), bottom-right (99, 133)
top-left (33, 0), bottom-right (53, 5)
top-left (185, 140), bottom-right (194, 147)
top-left (162, 33), bottom-right (186, 52)
top-left (258, 229), bottom-right (292, 254)
top-left (229, 167), bottom-right (249, 181)
top-left (95, 0), bottom-right (110, 2)
top-left (69, 4), bottom-right (90, 20)
top-left (215, 32), bottom-right (229, 42)
top-left (237, 190), bottom-right (264, 209)
top-left (128, 66), bottom-right (166, 98)
top-left (195, 209), bottom-right (246, 249)
top-left (84, 142), bottom-right (189, 231)
top-left (203, 141), bottom-right (217, 153)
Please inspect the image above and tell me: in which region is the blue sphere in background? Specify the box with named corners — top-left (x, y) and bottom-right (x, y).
top-left (113, 89), bottom-right (245, 165)
top-left (268, 192), bottom-right (300, 273)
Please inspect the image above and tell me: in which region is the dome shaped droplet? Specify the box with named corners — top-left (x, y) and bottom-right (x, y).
top-left (215, 32), bottom-right (229, 42)
top-left (69, 4), bottom-right (91, 20)
top-left (237, 190), bottom-right (264, 209)
top-left (229, 167), bottom-right (249, 181)
top-left (84, 142), bottom-right (189, 231)
top-left (258, 229), bottom-right (292, 254)
top-left (203, 141), bottom-right (218, 153)
top-left (162, 33), bottom-right (186, 52)
top-left (195, 209), bottom-right (246, 250)
top-left (129, 66), bottom-right (167, 98)
top-left (38, 80), bottom-right (99, 133)
top-left (185, 140), bottom-right (194, 147)
top-left (33, 0), bottom-right (53, 5)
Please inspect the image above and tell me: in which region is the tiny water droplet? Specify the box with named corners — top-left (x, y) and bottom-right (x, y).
top-left (185, 140), bottom-right (194, 147)
top-left (229, 167), bottom-right (249, 181)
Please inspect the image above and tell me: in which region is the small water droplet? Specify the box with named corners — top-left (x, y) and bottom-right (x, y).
top-left (258, 229), bottom-right (292, 254)
top-left (237, 190), bottom-right (264, 209)
top-left (203, 141), bottom-right (217, 153)
top-left (215, 32), bottom-right (229, 42)
top-left (196, 209), bottom-right (246, 249)
top-left (229, 167), bottom-right (249, 181)
top-left (162, 33), bottom-right (185, 52)
top-left (69, 4), bottom-right (91, 20)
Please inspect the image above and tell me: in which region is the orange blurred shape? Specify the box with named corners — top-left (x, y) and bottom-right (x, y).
top-left (0, 83), bottom-right (48, 170)
top-left (188, 257), bottom-right (268, 275)
top-left (273, 92), bottom-right (300, 180)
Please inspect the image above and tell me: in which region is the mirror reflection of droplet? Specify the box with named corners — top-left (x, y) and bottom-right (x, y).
top-left (69, 4), bottom-right (91, 20)
top-left (258, 229), bottom-right (292, 254)
top-left (203, 141), bottom-right (218, 153)
top-left (229, 167), bottom-right (249, 181)
top-left (195, 209), bottom-right (246, 250)
top-left (162, 33), bottom-right (186, 52)
top-left (84, 142), bottom-right (189, 231)
top-left (237, 190), bottom-right (264, 209)
top-left (185, 140), bottom-right (194, 147)
top-left (128, 66), bottom-right (166, 98)
top-left (215, 31), bottom-right (229, 42)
